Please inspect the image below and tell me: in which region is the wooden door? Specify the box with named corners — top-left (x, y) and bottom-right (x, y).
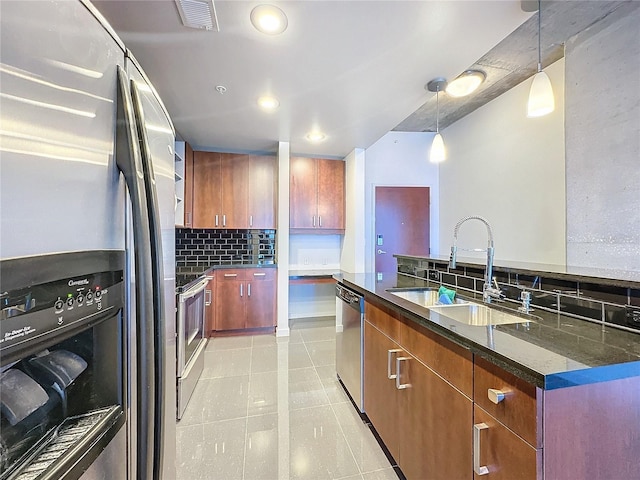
top-left (364, 321), bottom-right (401, 462)
top-left (193, 151), bottom-right (222, 228)
top-left (400, 356), bottom-right (472, 480)
top-left (375, 187), bottom-right (430, 274)
top-left (248, 155), bottom-right (277, 229)
top-left (245, 269), bottom-right (276, 328)
top-left (473, 406), bottom-right (539, 480)
top-left (289, 156), bottom-right (317, 229)
top-left (214, 272), bottom-right (245, 331)
top-left (317, 158), bottom-right (345, 231)
top-left (220, 153), bottom-right (249, 229)
top-left (184, 142), bottom-right (194, 228)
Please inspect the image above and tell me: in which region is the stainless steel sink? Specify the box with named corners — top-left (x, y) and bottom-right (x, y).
top-left (429, 303), bottom-right (530, 326)
top-left (389, 289), bottom-right (467, 308)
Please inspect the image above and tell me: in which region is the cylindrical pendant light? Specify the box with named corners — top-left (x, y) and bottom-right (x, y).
top-left (426, 78), bottom-right (448, 163)
top-left (527, 0), bottom-right (554, 117)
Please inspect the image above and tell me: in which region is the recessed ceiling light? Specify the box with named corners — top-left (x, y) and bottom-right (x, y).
top-left (257, 95), bottom-right (279, 110)
top-left (215, 85), bottom-right (227, 94)
top-left (250, 5), bottom-right (288, 35)
top-left (445, 70), bottom-right (486, 97)
top-left (306, 132), bottom-right (326, 142)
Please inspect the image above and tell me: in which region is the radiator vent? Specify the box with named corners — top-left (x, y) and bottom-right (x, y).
top-left (175, 0), bottom-right (219, 31)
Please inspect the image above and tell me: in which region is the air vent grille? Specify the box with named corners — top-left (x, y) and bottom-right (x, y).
top-left (175, 0), bottom-right (219, 31)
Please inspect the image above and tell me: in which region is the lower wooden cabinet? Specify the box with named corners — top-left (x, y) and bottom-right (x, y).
top-left (210, 268), bottom-right (276, 334)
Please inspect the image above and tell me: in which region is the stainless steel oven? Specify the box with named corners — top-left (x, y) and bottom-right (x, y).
top-left (176, 276), bottom-right (209, 420)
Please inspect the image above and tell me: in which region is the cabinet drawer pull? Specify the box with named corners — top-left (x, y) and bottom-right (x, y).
top-left (473, 423), bottom-right (490, 476)
top-left (387, 349), bottom-right (402, 379)
top-left (253, 272), bottom-right (266, 277)
top-left (395, 357), bottom-right (411, 390)
top-left (240, 284), bottom-right (243, 297)
top-left (224, 273), bottom-right (238, 277)
top-left (248, 283), bottom-right (251, 297)
top-left (488, 388), bottom-right (506, 404)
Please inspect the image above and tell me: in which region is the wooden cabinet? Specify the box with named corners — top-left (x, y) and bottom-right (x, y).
top-left (193, 152), bottom-right (276, 229)
top-left (364, 301), bottom-right (472, 480)
top-left (290, 157), bottom-right (344, 233)
top-left (212, 268), bottom-right (276, 334)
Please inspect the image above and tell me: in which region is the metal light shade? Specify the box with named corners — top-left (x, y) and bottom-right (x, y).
top-left (527, 70), bottom-right (554, 117)
top-left (430, 132), bottom-right (446, 163)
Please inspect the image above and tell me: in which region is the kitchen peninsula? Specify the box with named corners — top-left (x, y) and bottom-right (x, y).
top-left (335, 259), bottom-right (640, 479)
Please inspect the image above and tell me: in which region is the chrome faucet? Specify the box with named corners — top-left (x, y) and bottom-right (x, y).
top-left (449, 215), bottom-right (502, 304)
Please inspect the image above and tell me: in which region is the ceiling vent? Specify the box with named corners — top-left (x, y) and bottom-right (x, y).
top-left (175, 0), bottom-right (219, 31)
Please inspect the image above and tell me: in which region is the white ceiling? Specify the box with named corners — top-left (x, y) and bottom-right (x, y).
top-left (92, 0), bottom-right (532, 157)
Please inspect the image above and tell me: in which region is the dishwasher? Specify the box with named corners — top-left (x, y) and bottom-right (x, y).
top-left (336, 283), bottom-right (365, 412)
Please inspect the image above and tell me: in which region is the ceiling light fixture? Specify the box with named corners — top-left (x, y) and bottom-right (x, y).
top-left (250, 5), bottom-right (288, 35)
top-left (257, 95), bottom-right (279, 110)
top-left (527, 0), bottom-right (554, 117)
top-left (306, 131), bottom-right (326, 143)
top-left (215, 85), bottom-right (227, 94)
top-left (426, 78), bottom-right (447, 163)
top-left (445, 70), bottom-right (486, 98)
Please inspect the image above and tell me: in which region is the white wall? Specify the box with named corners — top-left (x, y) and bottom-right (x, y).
top-left (364, 131), bottom-right (440, 273)
top-left (438, 58), bottom-right (566, 266)
top-left (276, 141), bottom-right (290, 336)
top-left (341, 148), bottom-right (366, 273)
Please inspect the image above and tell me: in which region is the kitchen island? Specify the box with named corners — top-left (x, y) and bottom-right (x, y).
top-left (335, 271), bottom-right (640, 480)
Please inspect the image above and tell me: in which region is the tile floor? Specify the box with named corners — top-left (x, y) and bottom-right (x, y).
top-left (176, 317), bottom-right (399, 480)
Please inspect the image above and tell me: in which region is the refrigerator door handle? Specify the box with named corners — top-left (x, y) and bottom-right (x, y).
top-left (115, 65), bottom-right (156, 480)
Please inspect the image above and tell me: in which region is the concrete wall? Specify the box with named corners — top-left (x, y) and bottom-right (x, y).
top-left (439, 58), bottom-right (566, 265)
top-left (565, 4), bottom-right (640, 271)
top-left (364, 131), bottom-right (440, 272)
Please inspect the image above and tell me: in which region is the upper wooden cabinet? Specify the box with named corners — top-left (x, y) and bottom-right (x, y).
top-left (192, 152), bottom-right (276, 229)
top-left (290, 157), bottom-right (345, 233)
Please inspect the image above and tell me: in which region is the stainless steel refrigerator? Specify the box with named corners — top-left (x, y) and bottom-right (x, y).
top-left (0, 1), bottom-right (176, 478)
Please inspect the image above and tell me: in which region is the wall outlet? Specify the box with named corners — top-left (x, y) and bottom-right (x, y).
top-left (322, 258), bottom-right (328, 265)
top-left (304, 258), bottom-right (309, 265)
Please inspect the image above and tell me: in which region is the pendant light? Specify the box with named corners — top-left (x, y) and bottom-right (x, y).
top-left (426, 78), bottom-right (447, 163)
top-left (527, 0), bottom-right (554, 117)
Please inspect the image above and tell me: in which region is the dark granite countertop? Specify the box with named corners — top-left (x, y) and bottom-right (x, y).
top-left (335, 271), bottom-right (640, 390)
top-left (176, 263), bottom-right (277, 293)
top-left (396, 254), bottom-right (640, 288)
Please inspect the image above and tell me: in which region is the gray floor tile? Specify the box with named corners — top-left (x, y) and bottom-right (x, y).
top-left (286, 329), bottom-right (305, 344)
top-left (202, 347), bottom-right (251, 378)
top-left (362, 468), bottom-right (400, 480)
top-left (253, 333), bottom-right (278, 347)
top-left (207, 335), bottom-right (253, 351)
top-left (200, 376), bottom-right (249, 422)
top-left (244, 413), bottom-right (280, 480)
top-left (288, 368), bottom-right (330, 410)
top-left (300, 325), bottom-right (337, 343)
top-left (306, 339), bottom-right (336, 367)
top-left (201, 418), bottom-right (247, 479)
top-left (288, 405), bottom-right (360, 479)
top-left (248, 371), bottom-right (279, 416)
top-left (251, 345), bottom-right (278, 374)
top-left (176, 424), bottom-right (206, 480)
top-left (283, 342), bottom-right (314, 370)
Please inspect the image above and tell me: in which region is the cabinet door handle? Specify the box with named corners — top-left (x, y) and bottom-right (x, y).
top-left (312, 215), bottom-right (316, 227)
top-left (205, 289), bottom-right (212, 306)
top-left (488, 388), bottom-right (506, 404)
top-left (186, 212), bottom-right (192, 227)
top-left (318, 215), bottom-right (322, 227)
top-left (215, 214), bottom-right (219, 227)
top-left (249, 215), bottom-right (253, 227)
top-left (224, 273), bottom-right (238, 277)
top-left (387, 349), bottom-right (402, 379)
top-left (473, 423), bottom-right (490, 476)
top-left (240, 284), bottom-right (243, 297)
top-left (395, 357), bottom-right (411, 389)
top-left (223, 214), bottom-right (226, 227)
top-left (253, 272), bottom-right (266, 277)
top-left (248, 283), bottom-right (251, 297)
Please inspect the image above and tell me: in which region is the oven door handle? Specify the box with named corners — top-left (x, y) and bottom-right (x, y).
top-left (178, 277), bottom-right (209, 302)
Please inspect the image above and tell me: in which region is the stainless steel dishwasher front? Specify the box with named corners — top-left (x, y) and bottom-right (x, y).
top-left (335, 283), bottom-right (364, 412)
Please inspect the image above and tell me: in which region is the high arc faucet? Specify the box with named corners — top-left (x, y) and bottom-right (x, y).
top-left (449, 215), bottom-right (502, 303)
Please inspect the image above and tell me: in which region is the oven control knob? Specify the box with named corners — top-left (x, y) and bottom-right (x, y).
top-left (77, 294), bottom-right (84, 305)
top-left (86, 291), bottom-right (93, 301)
top-left (66, 297), bottom-right (74, 307)
top-left (95, 290), bottom-right (102, 299)
top-left (55, 299), bottom-right (64, 310)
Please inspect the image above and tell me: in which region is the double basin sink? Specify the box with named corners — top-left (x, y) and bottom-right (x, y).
top-left (389, 289), bottom-right (531, 327)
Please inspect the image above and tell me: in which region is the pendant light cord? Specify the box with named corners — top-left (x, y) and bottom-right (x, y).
top-left (436, 88), bottom-right (440, 133)
top-left (537, 0), bottom-right (542, 72)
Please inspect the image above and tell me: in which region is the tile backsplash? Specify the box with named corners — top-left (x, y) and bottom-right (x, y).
top-left (176, 228), bottom-right (276, 274)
